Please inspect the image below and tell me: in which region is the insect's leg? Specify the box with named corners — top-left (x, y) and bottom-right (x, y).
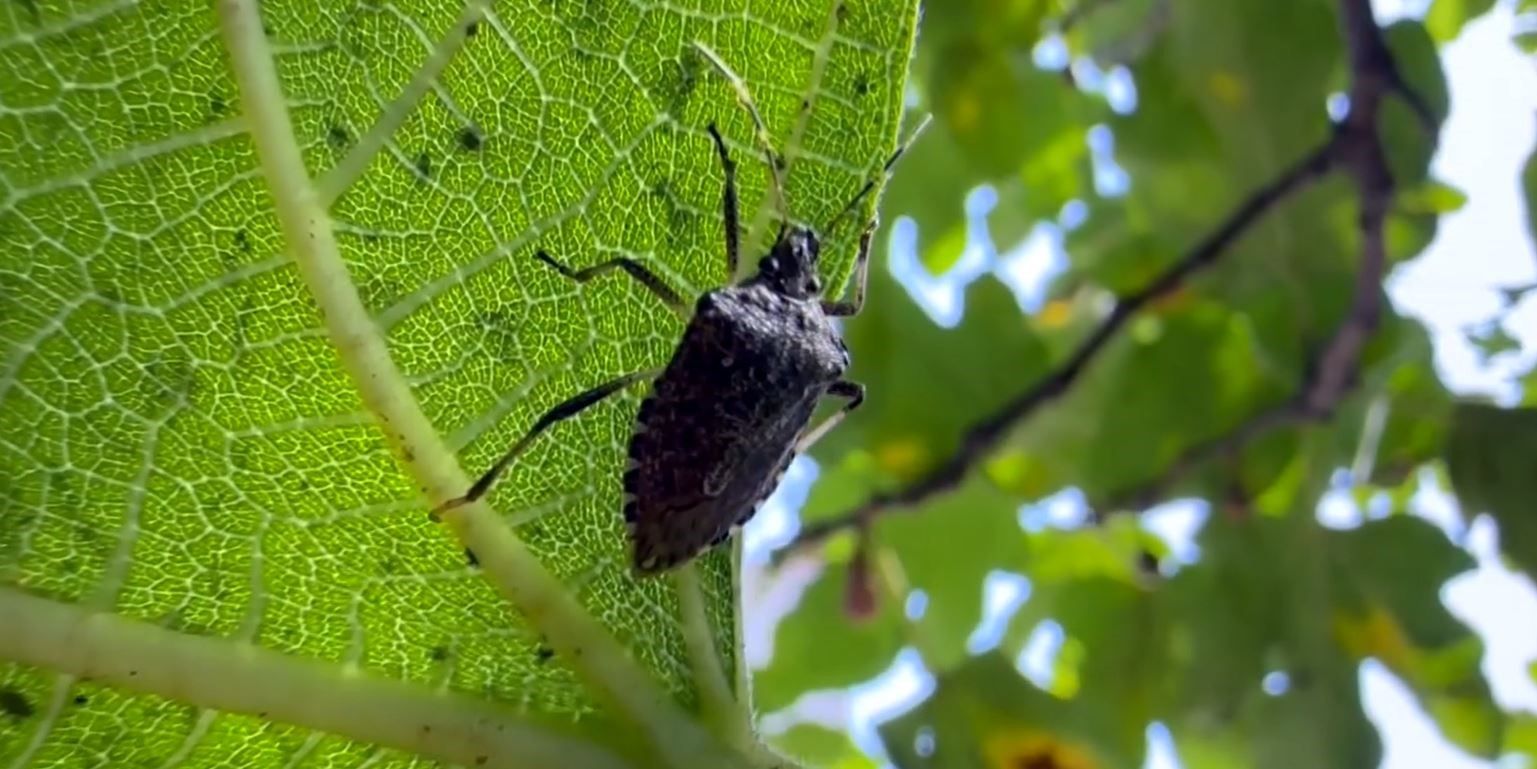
top-left (705, 123), bottom-right (741, 282)
top-left (692, 41), bottom-right (790, 223)
top-left (536, 251), bottom-right (687, 317)
top-left (432, 369), bottom-right (658, 518)
top-left (794, 380), bottom-right (864, 453)
top-left (822, 114), bottom-right (933, 236)
top-left (816, 117), bottom-right (934, 315)
top-left (820, 220), bottom-right (876, 317)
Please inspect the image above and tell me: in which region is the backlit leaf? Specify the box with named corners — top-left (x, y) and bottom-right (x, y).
top-left (0, 0), bottom-right (919, 764)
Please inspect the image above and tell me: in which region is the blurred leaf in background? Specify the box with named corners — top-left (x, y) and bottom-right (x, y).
top-left (755, 0), bottom-right (1537, 767)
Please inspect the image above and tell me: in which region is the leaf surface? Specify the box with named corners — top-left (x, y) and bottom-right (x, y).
top-left (0, 0), bottom-right (919, 764)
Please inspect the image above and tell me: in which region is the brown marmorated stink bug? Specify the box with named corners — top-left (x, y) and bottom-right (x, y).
top-left (434, 42), bottom-right (930, 575)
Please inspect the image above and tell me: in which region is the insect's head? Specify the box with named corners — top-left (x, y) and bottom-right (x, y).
top-left (692, 39), bottom-right (933, 295)
top-left (757, 226), bottom-right (823, 299)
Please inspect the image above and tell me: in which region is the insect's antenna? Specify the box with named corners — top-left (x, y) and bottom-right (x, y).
top-left (824, 113), bottom-right (934, 236)
top-left (692, 40), bottom-right (791, 228)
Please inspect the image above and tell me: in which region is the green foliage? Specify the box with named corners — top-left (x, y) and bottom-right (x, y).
top-left (887, 0), bottom-right (1104, 273)
top-left (873, 514), bottom-right (1502, 769)
top-left (1426, 0), bottom-right (1497, 41)
top-left (770, 724), bottom-right (881, 769)
top-left (1525, 140), bottom-right (1537, 241)
top-left (881, 653), bottom-right (1144, 769)
top-left (0, 0), bottom-right (917, 766)
top-left (809, 271), bottom-right (1051, 482)
top-left (4, 0), bottom-right (1535, 766)
top-left (755, 0), bottom-right (1537, 768)
top-left (1446, 404), bottom-right (1537, 575)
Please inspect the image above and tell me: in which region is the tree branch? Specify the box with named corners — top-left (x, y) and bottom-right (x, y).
top-left (1099, 0), bottom-right (1418, 513)
top-left (788, 0), bottom-right (1425, 552)
top-left (790, 143), bottom-right (1336, 551)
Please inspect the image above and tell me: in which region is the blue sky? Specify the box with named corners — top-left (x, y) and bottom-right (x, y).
top-left (742, 2), bottom-right (1537, 768)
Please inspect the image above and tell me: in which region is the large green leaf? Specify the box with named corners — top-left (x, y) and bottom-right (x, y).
top-left (0, 0), bottom-right (918, 765)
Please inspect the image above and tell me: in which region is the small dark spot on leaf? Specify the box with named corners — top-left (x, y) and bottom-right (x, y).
top-left (73, 694), bottom-right (88, 706)
top-left (0, 688), bottom-right (34, 719)
top-left (233, 229), bottom-right (251, 253)
top-left (836, 2), bottom-right (850, 22)
top-left (403, 447), bottom-right (415, 461)
top-left (535, 645), bottom-right (555, 663)
top-left (326, 124), bottom-right (350, 149)
top-left (210, 93), bottom-right (228, 115)
top-left (381, 558), bottom-right (400, 575)
top-left (414, 152), bottom-right (432, 179)
top-left (854, 74), bottom-right (871, 96)
top-left (523, 523), bottom-right (544, 539)
top-left (457, 126), bottom-right (484, 151)
top-left (663, 49), bottom-right (701, 115)
top-left (128, 670), bottom-right (138, 677)
top-left (258, 710), bottom-right (269, 718)
top-left (429, 645), bottom-right (449, 662)
top-left (464, 548), bottom-right (479, 568)
top-left (475, 757), bottom-right (488, 767)
top-left (465, 20), bottom-right (479, 36)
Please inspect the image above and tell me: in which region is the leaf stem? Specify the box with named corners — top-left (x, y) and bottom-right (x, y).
top-left (1350, 395), bottom-right (1389, 483)
top-left (739, 0), bottom-right (843, 268)
top-left (873, 546), bottom-right (943, 671)
top-left (674, 563), bottom-right (749, 746)
top-left (314, 0), bottom-right (489, 208)
top-left (730, 538), bottom-right (752, 720)
top-left (214, 1), bottom-right (726, 764)
top-left (0, 587), bottom-right (634, 769)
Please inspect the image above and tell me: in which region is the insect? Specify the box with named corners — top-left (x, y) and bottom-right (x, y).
top-left (433, 42), bottom-right (929, 574)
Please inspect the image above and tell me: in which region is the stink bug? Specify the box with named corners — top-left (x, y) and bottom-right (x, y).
top-left (434, 42), bottom-right (929, 574)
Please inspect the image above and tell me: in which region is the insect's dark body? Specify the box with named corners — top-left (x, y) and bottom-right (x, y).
top-left (626, 263), bottom-right (850, 572)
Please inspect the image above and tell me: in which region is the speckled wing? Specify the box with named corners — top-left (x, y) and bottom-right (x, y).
top-left (622, 322), bottom-right (821, 574)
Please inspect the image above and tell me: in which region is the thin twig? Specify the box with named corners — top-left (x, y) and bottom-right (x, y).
top-left (789, 142), bottom-right (1336, 551)
top-left (788, 0), bottom-right (1426, 552)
